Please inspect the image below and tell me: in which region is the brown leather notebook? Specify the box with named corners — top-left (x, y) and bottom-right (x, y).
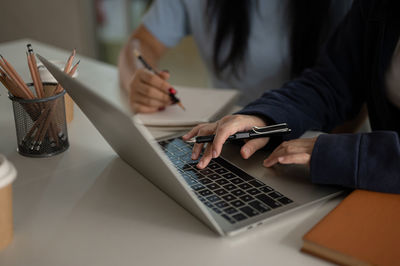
top-left (302, 190), bottom-right (400, 266)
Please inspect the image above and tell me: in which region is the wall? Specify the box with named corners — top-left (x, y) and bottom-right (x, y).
top-left (0, 0), bottom-right (97, 58)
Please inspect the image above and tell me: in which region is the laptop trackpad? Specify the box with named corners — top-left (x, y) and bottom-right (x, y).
top-left (220, 142), bottom-right (337, 205)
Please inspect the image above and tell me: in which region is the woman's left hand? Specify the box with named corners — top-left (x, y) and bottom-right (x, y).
top-left (263, 137), bottom-right (317, 168)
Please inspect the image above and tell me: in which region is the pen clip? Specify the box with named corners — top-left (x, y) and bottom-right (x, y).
top-left (251, 123), bottom-right (291, 135)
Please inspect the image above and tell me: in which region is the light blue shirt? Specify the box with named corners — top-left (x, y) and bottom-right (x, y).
top-left (142, 0), bottom-right (290, 105)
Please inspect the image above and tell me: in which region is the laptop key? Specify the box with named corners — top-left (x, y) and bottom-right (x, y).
top-left (214, 188), bottom-right (228, 196)
top-left (239, 206), bottom-right (258, 217)
top-left (238, 183), bottom-right (252, 190)
top-left (222, 173), bottom-right (236, 179)
top-left (206, 183), bottom-right (220, 190)
top-left (215, 168), bottom-right (229, 175)
top-left (278, 197), bottom-right (293, 205)
top-left (208, 163), bottom-right (221, 170)
top-left (191, 184), bottom-right (205, 191)
top-left (200, 169), bottom-right (213, 175)
top-left (182, 164), bottom-right (193, 171)
top-left (207, 173), bottom-right (221, 180)
top-left (231, 200), bottom-right (245, 208)
top-left (239, 195), bottom-right (254, 202)
top-left (221, 214), bottom-right (235, 224)
top-left (215, 179), bottom-right (229, 185)
top-left (215, 201), bottom-right (229, 208)
top-left (239, 173), bottom-right (255, 181)
top-left (232, 213), bottom-right (247, 222)
top-left (212, 207), bottom-right (222, 214)
top-left (221, 194), bottom-right (237, 202)
top-left (204, 201), bottom-right (213, 208)
top-left (248, 179), bottom-right (264, 188)
top-left (191, 172), bottom-right (204, 180)
top-left (247, 188), bottom-right (261, 195)
top-left (231, 189), bottom-right (245, 197)
top-left (206, 195), bottom-right (221, 202)
top-left (256, 194), bottom-right (282, 209)
top-left (231, 178), bottom-right (244, 185)
top-left (223, 184), bottom-right (236, 191)
top-left (199, 178), bottom-right (212, 185)
top-left (269, 191), bottom-right (283, 199)
top-left (259, 186), bottom-right (273, 193)
top-left (249, 201), bottom-right (270, 213)
top-left (224, 207), bottom-right (237, 214)
top-left (199, 189), bottom-right (212, 196)
top-left (186, 178), bottom-right (198, 186)
top-left (196, 195), bottom-right (206, 202)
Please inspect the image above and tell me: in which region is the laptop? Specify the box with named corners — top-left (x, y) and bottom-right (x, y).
top-left (38, 55), bottom-right (342, 236)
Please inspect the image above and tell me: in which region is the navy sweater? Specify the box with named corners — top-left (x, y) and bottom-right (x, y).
top-left (238, 0), bottom-right (400, 193)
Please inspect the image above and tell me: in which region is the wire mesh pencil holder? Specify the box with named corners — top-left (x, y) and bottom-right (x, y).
top-left (9, 83), bottom-right (69, 157)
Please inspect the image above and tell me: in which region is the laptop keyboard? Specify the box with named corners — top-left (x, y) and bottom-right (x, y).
top-left (158, 138), bottom-right (293, 224)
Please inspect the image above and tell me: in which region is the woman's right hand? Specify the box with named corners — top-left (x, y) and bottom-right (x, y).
top-left (182, 114), bottom-right (269, 169)
top-left (129, 69), bottom-right (173, 113)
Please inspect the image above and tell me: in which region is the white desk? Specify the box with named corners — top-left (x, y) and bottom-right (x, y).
top-left (0, 39), bottom-right (342, 266)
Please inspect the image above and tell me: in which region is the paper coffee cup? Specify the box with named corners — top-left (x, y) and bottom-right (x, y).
top-left (0, 154), bottom-right (17, 251)
top-left (37, 60), bottom-right (78, 124)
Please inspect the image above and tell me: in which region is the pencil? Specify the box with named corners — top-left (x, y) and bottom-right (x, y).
top-left (0, 64), bottom-right (41, 116)
top-left (0, 70), bottom-right (20, 96)
top-left (133, 49), bottom-right (185, 110)
top-left (0, 55), bottom-right (35, 99)
top-left (27, 44), bottom-right (44, 98)
top-left (54, 60), bottom-right (80, 94)
top-left (27, 52), bottom-right (41, 98)
top-left (64, 48), bottom-right (76, 73)
top-left (54, 52), bottom-right (78, 94)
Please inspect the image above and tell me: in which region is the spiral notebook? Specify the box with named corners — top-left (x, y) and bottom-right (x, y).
top-left (135, 86), bottom-right (239, 128)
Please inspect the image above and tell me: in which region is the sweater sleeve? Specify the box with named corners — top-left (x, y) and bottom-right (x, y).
top-left (311, 132), bottom-right (400, 194)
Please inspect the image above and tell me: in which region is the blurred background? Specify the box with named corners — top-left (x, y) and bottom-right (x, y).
top-left (0, 0), bottom-right (209, 87)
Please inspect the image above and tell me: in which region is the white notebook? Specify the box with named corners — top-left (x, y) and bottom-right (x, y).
top-left (135, 86), bottom-right (239, 127)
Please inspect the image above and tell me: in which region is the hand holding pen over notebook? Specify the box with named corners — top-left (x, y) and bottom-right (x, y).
top-left (133, 49), bottom-right (185, 111)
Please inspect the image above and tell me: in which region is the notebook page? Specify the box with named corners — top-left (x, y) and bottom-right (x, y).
top-left (135, 86), bottom-right (239, 127)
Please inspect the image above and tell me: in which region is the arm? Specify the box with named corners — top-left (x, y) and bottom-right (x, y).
top-left (238, 0), bottom-right (366, 138)
top-left (311, 132), bottom-right (400, 194)
top-left (118, 25), bottom-right (172, 113)
top-left (118, 0), bottom-right (192, 113)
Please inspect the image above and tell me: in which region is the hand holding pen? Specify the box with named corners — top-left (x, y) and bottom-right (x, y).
top-left (182, 114), bottom-right (287, 169)
top-left (129, 49), bottom-right (185, 112)
top-left (186, 123), bottom-right (290, 143)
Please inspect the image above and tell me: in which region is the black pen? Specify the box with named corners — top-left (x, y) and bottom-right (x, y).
top-left (186, 123), bottom-right (291, 144)
top-left (133, 49), bottom-right (185, 110)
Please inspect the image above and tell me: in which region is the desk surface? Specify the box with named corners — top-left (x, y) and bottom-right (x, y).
top-left (0, 39), bottom-right (341, 266)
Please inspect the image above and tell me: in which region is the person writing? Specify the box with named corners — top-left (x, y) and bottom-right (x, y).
top-left (183, 0), bottom-right (400, 194)
top-left (118, 0), bottom-right (350, 113)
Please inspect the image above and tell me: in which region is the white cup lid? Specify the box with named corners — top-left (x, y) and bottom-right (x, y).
top-left (0, 154), bottom-right (17, 188)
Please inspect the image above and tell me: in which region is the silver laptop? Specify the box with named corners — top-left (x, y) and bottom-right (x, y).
top-left (38, 55), bottom-right (342, 236)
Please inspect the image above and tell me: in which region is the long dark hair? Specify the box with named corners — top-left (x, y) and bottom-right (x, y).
top-left (206, 0), bottom-right (336, 78)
